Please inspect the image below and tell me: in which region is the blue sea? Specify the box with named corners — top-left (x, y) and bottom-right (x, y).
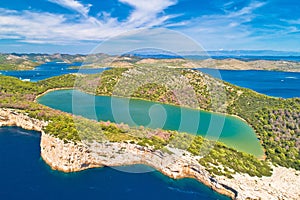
top-left (197, 69), bottom-right (300, 98)
top-left (0, 127), bottom-right (229, 200)
top-left (0, 62), bottom-right (107, 82)
top-left (0, 61), bottom-right (299, 199)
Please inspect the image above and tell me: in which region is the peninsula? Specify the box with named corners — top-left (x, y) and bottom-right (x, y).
top-left (0, 66), bottom-right (299, 199)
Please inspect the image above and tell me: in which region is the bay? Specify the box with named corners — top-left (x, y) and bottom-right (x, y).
top-left (0, 62), bottom-right (107, 82)
top-left (197, 69), bottom-right (300, 98)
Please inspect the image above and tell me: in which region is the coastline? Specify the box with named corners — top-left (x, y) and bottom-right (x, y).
top-left (191, 59), bottom-right (300, 73)
top-left (97, 58), bottom-right (300, 73)
top-left (40, 132), bottom-right (236, 199)
top-left (1, 107), bottom-right (300, 199)
top-left (34, 87), bottom-right (73, 102)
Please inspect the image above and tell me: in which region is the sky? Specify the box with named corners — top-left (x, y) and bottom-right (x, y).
top-left (0, 0), bottom-right (300, 54)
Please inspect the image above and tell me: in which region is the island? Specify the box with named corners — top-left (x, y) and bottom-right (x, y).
top-left (0, 54), bottom-right (39, 70)
top-left (1, 53), bottom-right (300, 72)
top-left (0, 65), bottom-right (299, 199)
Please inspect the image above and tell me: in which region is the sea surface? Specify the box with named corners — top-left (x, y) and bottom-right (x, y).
top-left (0, 62), bottom-right (299, 98)
top-left (0, 62), bottom-right (107, 82)
top-left (37, 89), bottom-right (264, 157)
top-left (0, 126), bottom-right (229, 200)
top-left (197, 69), bottom-right (300, 98)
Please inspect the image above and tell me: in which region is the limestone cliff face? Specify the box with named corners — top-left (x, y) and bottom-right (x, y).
top-left (40, 132), bottom-right (236, 198)
top-left (0, 108), bottom-right (47, 131)
top-left (40, 132), bottom-right (99, 172)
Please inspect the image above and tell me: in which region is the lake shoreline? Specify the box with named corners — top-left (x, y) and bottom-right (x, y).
top-left (35, 87), bottom-right (74, 102)
top-left (36, 87), bottom-right (256, 132)
top-left (37, 88), bottom-right (264, 157)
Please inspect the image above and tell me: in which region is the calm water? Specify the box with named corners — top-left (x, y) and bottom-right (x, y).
top-left (0, 62), bottom-right (299, 98)
top-left (0, 62), bottom-right (107, 82)
top-left (38, 89), bottom-right (264, 157)
top-left (198, 69), bottom-right (300, 98)
top-left (0, 126), bottom-right (229, 200)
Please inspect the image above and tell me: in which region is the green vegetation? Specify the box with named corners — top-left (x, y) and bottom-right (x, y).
top-left (168, 133), bottom-right (272, 178)
top-left (0, 65), bottom-right (299, 176)
top-left (254, 107), bottom-right (300, 169)
top-left (37, 74), bottom-right (76, 90)
top-left (43, 112), bottom-right (273, 178)
top-left (70, 67), bottom-right (300, 170)
top-left (227, 88), bottom-right (300, 170)
top-left (198, 142), bottom-right (272, 178)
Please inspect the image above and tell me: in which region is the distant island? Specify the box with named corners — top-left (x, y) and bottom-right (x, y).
top-left (1, 52), bottom-right (300, 72)
top-left (0, 64), bottom-right (299, 199)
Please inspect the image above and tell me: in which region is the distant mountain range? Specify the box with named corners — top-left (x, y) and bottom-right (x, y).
top-left (122, 49), bottom-right (300, 56)
top-left (208, 50), bottom-right (300, 56)
top-left (120, 49), bottom-right (300, 60)
top-left (1, 50), bottom-right (300, 71)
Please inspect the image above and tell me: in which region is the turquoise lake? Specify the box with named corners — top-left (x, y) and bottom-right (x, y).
top-left (37, 89), bottom-right (264, 157)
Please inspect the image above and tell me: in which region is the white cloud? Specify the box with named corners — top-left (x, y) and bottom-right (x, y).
top-left (48, 0), bottom-right (91, 17)
top-left (173, 1), bottom-right (267, 50)
top-left (119, 0), bottom-right (178, 27)
top-left (281, 19), bottom-right (300, 25)
top-left (0, 0), bottom-right (178, 45)
top-left (223, 1), bottom-right (266, 18)
top-left (0, 9), bottom-right (123, 44)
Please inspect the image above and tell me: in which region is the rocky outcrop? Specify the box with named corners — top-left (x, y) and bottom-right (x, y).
top-left (220, 166), bottom-right (300, 200)
top-left (0, 108), bottom-right (47, 131)
top-left (40, 132), bottom-right (236, 199)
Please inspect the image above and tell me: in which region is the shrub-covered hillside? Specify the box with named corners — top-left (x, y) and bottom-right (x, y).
top-left (72, 67), bottom-right (300, 170)
top-left (0, 65), bottom-right (299, 172)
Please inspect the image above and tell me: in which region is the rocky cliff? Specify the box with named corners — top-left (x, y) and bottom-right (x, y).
top-left (40, 132), bottom-right (236, 199)
top-left (0, 108), bottom-right (47, 131)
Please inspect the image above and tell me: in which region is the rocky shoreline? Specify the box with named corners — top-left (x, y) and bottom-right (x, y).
top-left (40, 132), bottom-right (237, 198)
top-left (0, 108), bottom-right (47, 131)
top-left (1, 108), bottom-right (299, 199)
